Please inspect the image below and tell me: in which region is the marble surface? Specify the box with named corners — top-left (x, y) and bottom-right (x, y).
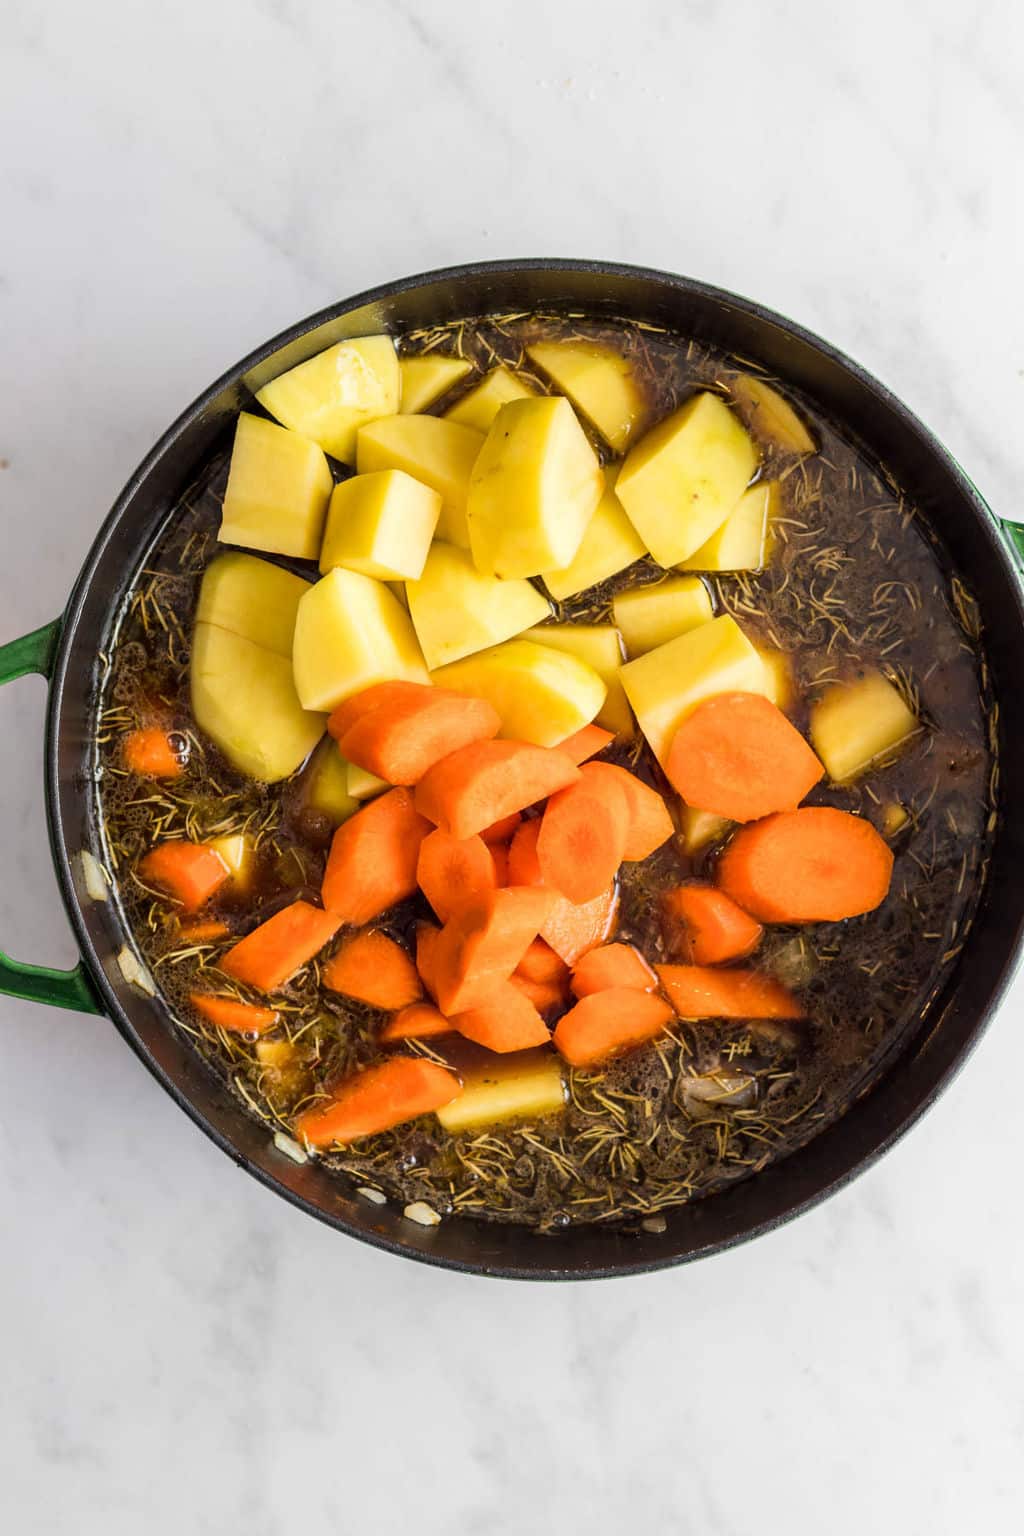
top-left (2, 2), bottom-right (1023, 1531)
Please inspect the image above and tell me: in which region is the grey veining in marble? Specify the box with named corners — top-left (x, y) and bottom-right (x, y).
top-left (2, 2), bottom-right (1023, 1532)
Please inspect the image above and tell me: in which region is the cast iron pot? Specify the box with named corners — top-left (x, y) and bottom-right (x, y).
top-left (6, 260), bottom-right (1024, 1280)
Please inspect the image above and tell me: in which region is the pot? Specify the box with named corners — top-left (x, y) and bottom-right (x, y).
top-left (6, 260), bottom-right (1023, 1280)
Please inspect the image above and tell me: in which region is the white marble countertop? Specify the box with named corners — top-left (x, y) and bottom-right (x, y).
top-left (3, 3), bottom-right (1023, 1531)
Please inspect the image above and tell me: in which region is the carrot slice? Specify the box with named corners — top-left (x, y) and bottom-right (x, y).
top-left (295, 1057), bottom-right (462, 1148)
top-left (508, 818), bottom-right (545, 886)
top-left (516, 937), bottom-right (570, 986)
top-left (717, 806), bottom-right (894, 922)
top-left (327, 680), bottom-right (432, 742)
top-left (123, 727), bottom-right (184, 778)
top-left (662, 886), bottom-right (764, 965)
top-left (656, 964), bottom-right (803, 1019)
top-left (338, 688), bottom-right (501, 785)
top-left (553, 723), bottom-right (615, 765)
top-left (323, 930), bottom-right (423, 1009)
top-left (667, 692), bottom-right (824, 823)
top-left (431, 887), bottom-right (558, 1014)
top-left (380, 1002), bottom-right (453, 1043)
top-left (416, 828), bottom-right (498, 923)
top-left (177, 919), bottom-right (231, 944)
top-left (190, 993), bottom-right (279, 1034)
top-left (579, 763), bottom-right (674, 860)
top-left (480, 812), bottom-right (522, 844)
top-left (553, 988), bottom-right (675, 1067)
top-left (541, 885), bottom-right (620, 967)
top-left (451, 982), bottom-right (552, 1053)
top-left (321, 787), bottom-right (432, 924)
top-left (489, 842), bottom-right (509, 886)
top-left (221, 901), bottom-right (342, 992)
top-left (571, 943), bottom-right (657, 998)
top-left (509, 972), bottom-right (569, 1015)
top-left (536, 766), bottom-right (630, 904)
top-left (138, 841), bottom-right (229, 914)
top-left (414, 740), bottom-right (581, 840)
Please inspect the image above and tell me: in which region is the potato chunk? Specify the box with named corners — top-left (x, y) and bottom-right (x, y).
top-left (467, 397), bottom-right (604, 579)
top-left (523, 623), bottom-right (632, 737)
top-left (303, 738), bottom-right (359, 825)
top-left (219, 413), bottom-right (333, 560)
top-left (730, 374), bottom-right (816, 456)
top-left (406, 541), bottom-right (550, 670)
top-left (810, 669), bottom-right (919, 783)
top-left (612, 576), bottom-right (713, 656)
top-left (620, 614), bottom-right (766, 768)
top-left (191, 623), bottom-right (325, 782)
top-left (319, 470), bottom-right (441, 581)
top-left (431, 638), bottom-right (606, 747)
top-left (679, 804), bottom-right (730, 855)
top-left (756, 645), bottom-right (793, 712)
top-left (679, 481), bottom-right (777, 573)
top-left (196, 551), bottom-right (310, 657)
top-left (356, 414), bottom-right (484, 547)
top-left (256, 336), bottom-right (399, 463)
top-left (436, 1049), bottom-right (565, 1131)
top-left (345, 761), bottom-right (389, 800)
top-left (616, 393), bottom-right (758, 566)
top-left (292, 568), bottom-right (429, 712)
top-left (526, 339), bottom-right (646, 453)
top-left (445, 365), bottom-right (536, 433)
top-left (399, 355), bottom-right (472, 414)
top-left (542, 467), bottom-right (646, 601)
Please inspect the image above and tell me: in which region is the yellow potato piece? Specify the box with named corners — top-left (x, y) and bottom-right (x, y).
top-left (523, 623), bottom-right (633, 738)
top-left (256, 336), bottom-right (399, 463)
top-left (730, 374), bottom-right (816, 456)
top-left (620, 614), bottom-right (767, 768)
top-left (356, 414), bottom-right (484, 547)
top-left (432, 638), bottom-right (606, 747)
top-left (445, 365), bottom-right (536, 433)
top-left (292, 568), bottom-right (429, 712)
top-left (679, 481), bottom-right (777, 573)
top-left (399, 355), bottom-right (472, 414)
top-left (810, 669), bottom-right (919, 783)
top-left (616, 393), bottom-right (758, 566)
top-left (191, 623), bottom-right (325, 783)
top-left (219, 413), bottom-right (333, 561)
top-left (542, 466), bottom-right (646, 601)
top-left (303, 738), bottom-right (359, 825)
top-left (436, 1049), bottom-right (565, 1132)
top-left (208, 833), bottom-right (255, 889)
top-left (195, 551), bottom-right (310, 657)
top-left (467, 397), bottom-right (604, 579)
top-left (882, 802), bottom-right (909, 836)
top-left (319, 469), bottom-right (441, 581)
top-left (612, 576), bottom-right (713, 656)
top-left (406, 541), bottom-right (550, 671)
top-left (679, 804), bottom-right (731, 855)
top-left (756, 645), bottom-right (794, 712)
top-left (345, 761), bottom-right (389, 800)
top-left (526, 339), bottom-right (646, 453)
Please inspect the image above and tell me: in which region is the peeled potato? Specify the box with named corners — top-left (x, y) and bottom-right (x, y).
top-left (542, 466), bottom-right (646, 601)
top-left (526, 339), bottom-right (645, 453)
top-left (219, 413), bottom-right (333, 561)
top-left (431, 638), bottom-right (606, 747)
top-left (319, 469), bottom-right (441, 581)
top-left (399, 355), bottom-right (472, 414)
top-left (445, 365), bottom-right (536, 433)
top-left (303, 738), bottom-right (359, 825)
top-left (612, 576), bottom-right (713, 656)
top-left (196, 551), bottom-right (310, 657)
top-left (292, 568), bottom-right (429, 712)
top-left (679, 481), bottom-right (777, 573)
top-left (810, 670), bottom-right (919, 783)
top-left (356, 414), bottom-right (484, 547)
top-left (256, 336), bottom-right (399, 463)
top-left (436, 1049), bottom-right (565, 1131)
top-left (406, 541), bottom-right (550, 670)
top-left (523, 623), bottom-right (633, 737)
top-left (191, 623), bottom-right (325, 782)
top-left (730, 374), bottom-right (816, 456)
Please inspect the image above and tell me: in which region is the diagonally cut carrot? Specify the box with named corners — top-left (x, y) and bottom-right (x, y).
top-left (662, 886), bottom-right (763, 965)
top-left (338, 687), bottom-right (501, 785)
top-left (220, 901), bottom-right (342, 992)
top-left (323, 930), bottom-right (423, 1009)
top-left (666, 691), bottom-right (824, 822)
top-left (509, 972), bottom-right (569, 1015)
top-left (431, 887), bottom-right (557, 1014)
top-left (655, 964), bottom-right (803, 1019)
top-left (579, 762), bottom-right (674, 860)
top-left (321, 787), bottom-right (432, 923)
top-left (450, 982), bottom-right (552, 1052)
top-left (480, 812), bottom-right (522, 844)
top-left (414, 740), bottom-right (581, 840)
top-left (416, 828), bottom-right (498, 923)
top-left (138, 841), bottom-right (229, 914)
top-left (515, 937), bottom-right (570, 986)
top-left (190, 993), bottom-right (280, 1034)
top-left (570, 943), bottom-right (656, 997)
top-left (553, 723), bottom-right (615, 765)
top-left (328, 680), bottom-right (431, 741)
top-left (379, 1002), bottom-right (453, 1043)
top-left (553, 988), bottom-right (675, 1067)
top-left (536, 767), bottom-right (630, 904)
top-left (123, 727), bottom-right (184, 778)
top-left (716, 806), bottom-right (894, 922)
top-left (295, 1057), bottom-right (462, 1148)
top-left (540, 884), bottom-right (620, 967)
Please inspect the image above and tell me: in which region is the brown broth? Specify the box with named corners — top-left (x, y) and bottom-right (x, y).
top-left (94, 313), bottom-right (995, 1231)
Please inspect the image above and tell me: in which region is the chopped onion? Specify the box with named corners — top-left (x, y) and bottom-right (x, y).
top-left (116, 945), bottom-right (156, 996)
top-left (403, 1201), bottom-right (441, 1227)
top-left (641, 1214), bottom-right (667, 1235)
top-left (357, 1186), bottom-right (387, 1206)
top-left (79, 849), bottom-right (110, 902)
top-left (273, 1130), bottom-right (309, 1165)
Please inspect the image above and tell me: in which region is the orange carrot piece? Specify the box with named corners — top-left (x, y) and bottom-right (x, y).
top-left (489, 842), bottom-right (509, 886)
top-left (138, 841), bottom-right (229, 914)
top-left (717, 806), bottom-right (894, 922)
top-left (580, 762), bottom-right (674, 860)
top-left (570, 943), bottom-right (657, 998)
top-left (414, 740), bottom-right (581, 840)
top-left (431, 887), bottom-right (558, 1014)
top-left (323, 930), bottom-right (423, 1009)
top-left (480, 812), bottom-right (522, 844)
top-left (415, 922), bottom-right (443, 1002)
top-left (656, 964), bottom-right (803, 1019)
top-left (338, 689), bottom-right (501, 786)
top-left (221, 901), bottom-right (342, 992)
top-left (379, 1002), bottom-right (453, 1043)
top-left (516, 937), bottom-right (570, 986)
top-left (321, 787), bottom-right (432, 924)
top-left (508, 818), bottom-right (545, 886)
top-left (416, 829), bottom-right (498, 923)
top-left (123, 726), bottom-right (184, 778)
top-left (509, 972), bottom-right (569, 1015)
top-left (553, 723), bottom-right (615, 765)
top-left (451, 981), bottom-right (552, 1052)
top-left (541, 885), bottom-right (620, 967)
top-left (190, 993), bottom-right (280, 1034)
top-left (536, 767), bottom-right (631, 904)
top-left (662, 886), bottom-right (763, 965)
top-left (667, 692), bottom-right (824, 823)
top-left (553, 988), bottom-right (675, 1067)
top-left (295, 1057), bottom-right (462, 1148)
top-left (177, 919), bottom-right (231, 944)
top-left (327, 680), bottom-right (432, 742)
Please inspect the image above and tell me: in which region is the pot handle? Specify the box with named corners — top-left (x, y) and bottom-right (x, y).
top-left (0, 619), bottom-right (103, 1014)
top-left (1001, 521), bottom-right (1024, 566)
